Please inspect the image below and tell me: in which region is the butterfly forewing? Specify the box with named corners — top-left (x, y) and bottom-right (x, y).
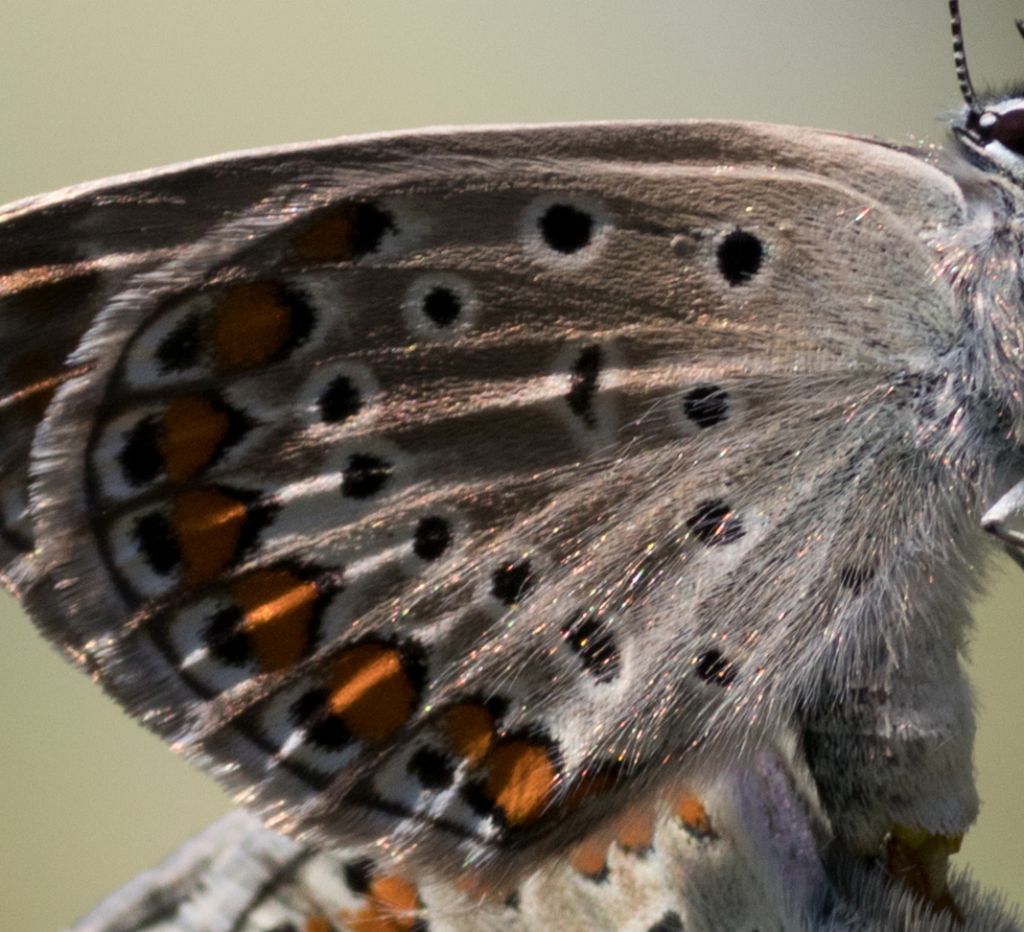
top-left (0, 122), bottom-right (976, 877)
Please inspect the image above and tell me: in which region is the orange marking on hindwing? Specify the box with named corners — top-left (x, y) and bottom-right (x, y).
top-left (172, 488), bottom-right (248, 585)
top-left (561, 767), bottom-right (626, 877)
top-left (442, 703), bottom-right (496, 764)
top-left (569, 835), bottom-right (609, 879)
top-left (327, 644), bottom-right (417, 741)
top-left (231, 568), bottom-right (317, 671)
top-left (675, 792), bottom-right (713, 837)
top-left (160, 395), bottom-right (230, 483)
top-left (567, 801), bottom-right (658, 877)
top-left (483, 739), bottom-right (558, 827)
top-left (615, 808), bottom-right (655, 853)
top-left (345, 873), bottom-right (421, 931)
top-left (212, 282), bottom-right (293, 371)
top-left (303, 917), bottom-right (331, 932)
top-left (568, 814), bottom-right (657, 880)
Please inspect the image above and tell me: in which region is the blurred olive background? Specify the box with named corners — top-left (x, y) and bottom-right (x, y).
top-left (1, 1), bottom-right (1022, 927)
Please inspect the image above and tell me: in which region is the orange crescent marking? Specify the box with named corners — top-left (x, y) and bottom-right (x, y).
top-left (328, 644), bottom-right (416, 742)
top-left (615, 807), bottom-right (655, 853)
top-left (484, 740), bottom-right (558, 827)
top-left (173, 488), bottom-right (248, 586)
top-left (291, 206), bottom-right (359, 263)
top-left (442, 703), bottom-right (495, 765)
top-left (212, 282), bottom-right (292, 371)
top-left (232, 568), bottom-right (317, 672)
top-left (160, 395), bottom-right (229, 484)
top-left (675, 792), bottom-right (713, 836)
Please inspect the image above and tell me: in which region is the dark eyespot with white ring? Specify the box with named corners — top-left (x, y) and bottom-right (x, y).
top-left (402, 274), bottom-right (478, 336)
top-left (538, 203), bottom-right (593, 254)
top-left (717, 230), bottom-right (763, 285)
top-left (523, 196), bottom-right (607, 265)
top-left (422, 287), bottom-right (462, 327)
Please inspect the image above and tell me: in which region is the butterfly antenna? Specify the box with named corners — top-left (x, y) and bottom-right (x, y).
top-left (949, 0), bottom-right (981, 116)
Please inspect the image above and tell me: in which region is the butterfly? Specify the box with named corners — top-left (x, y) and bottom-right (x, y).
top-left (2, 1), bottom-right (1024, 932)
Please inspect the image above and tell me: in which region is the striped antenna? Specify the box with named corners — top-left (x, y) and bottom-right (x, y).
top-left (949, 0), bottom-right (981, 116)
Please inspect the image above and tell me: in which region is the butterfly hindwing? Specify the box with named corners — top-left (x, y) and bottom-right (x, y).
top-left (75, 759), bottom-right (1019, 931)
top-left (0, 122), bottom-right (981, 879)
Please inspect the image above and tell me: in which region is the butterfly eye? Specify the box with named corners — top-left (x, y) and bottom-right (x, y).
top-left (973, 107), bottom-right (1024, 155)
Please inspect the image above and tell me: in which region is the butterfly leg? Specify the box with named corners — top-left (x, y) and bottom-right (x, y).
top-left (981, 479), bottom-right (1024, 570)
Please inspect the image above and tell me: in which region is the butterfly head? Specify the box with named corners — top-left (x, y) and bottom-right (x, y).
top-left (953, 94), bottom-right (1024, 176)
top-left (948, 2), bottom-right (1024, 176)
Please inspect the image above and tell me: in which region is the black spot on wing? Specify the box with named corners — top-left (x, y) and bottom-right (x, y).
top-left (566, 344), bottom-right (602, 428)
top-left (717, 229), bottom-right (763, 285)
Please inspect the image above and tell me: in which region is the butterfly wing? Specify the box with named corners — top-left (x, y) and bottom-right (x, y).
top-left (0, 122), bottom-right (983, 886)
top-left (0, 158), bottom-right (329, 569)
top-left (76, 760), bottom-right (1020, 931)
